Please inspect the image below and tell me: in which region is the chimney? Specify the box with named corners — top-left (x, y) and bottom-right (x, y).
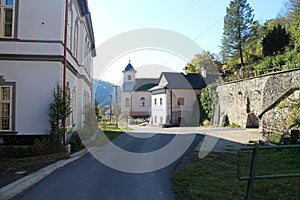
top-left (201, 67), bottom-right (207, 78)
top-left (183, 67), bottom-right (188, 75)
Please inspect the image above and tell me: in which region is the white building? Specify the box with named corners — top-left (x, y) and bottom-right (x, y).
top-left (121, 62), bottom-right (158, 119)
top-left (149, 72), bottom-right (217, 126)
top-left (0, 0), bottom-right (96, 136)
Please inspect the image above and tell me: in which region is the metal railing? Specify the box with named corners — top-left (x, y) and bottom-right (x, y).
top-left (237, 144), bottom-right (300, 200)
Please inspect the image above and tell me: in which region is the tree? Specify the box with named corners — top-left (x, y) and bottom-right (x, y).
top-left (221, 0), bottom-right (254, 66)
top-left (262, 24), bottom-right (291, 56)
top-left (286, 0), bottom-right (300, 44)
top-left (48, 83), bottom-right (72, 146)
top-left (185, 51), bottom-right (220, 74)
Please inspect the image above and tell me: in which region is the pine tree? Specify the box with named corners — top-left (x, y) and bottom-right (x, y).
top-left (262, 24), bottom-right (291, 56)
top-left (221, 0), bottom-right (254, 67)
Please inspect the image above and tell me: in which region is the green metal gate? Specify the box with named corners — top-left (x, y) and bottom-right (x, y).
top-left (237, 144), bottom-right (300, 200)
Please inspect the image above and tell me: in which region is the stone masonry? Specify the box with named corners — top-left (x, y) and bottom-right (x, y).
top-left (215, 69), bottom-right (300, 128)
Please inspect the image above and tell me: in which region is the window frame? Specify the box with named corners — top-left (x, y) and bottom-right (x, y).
top-left (0, 78), bottom-right (15, 133)
top-left (177, 97), bottom-right (184, 106)
top-left (67, 0), bottom-right (73, 50)
top-left (0, 0), bottom-right (15, 38)
top-left (125, 98), bottom-right (130, 107)
top-left (140, 97), bottom-right (145, 107)
top-left (73, 18), bottom-right (79, 58)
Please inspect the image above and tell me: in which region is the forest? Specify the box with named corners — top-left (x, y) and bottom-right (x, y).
top-left (186, 0), bottom-right (300, 82)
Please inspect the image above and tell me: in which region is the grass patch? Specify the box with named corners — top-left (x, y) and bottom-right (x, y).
top-left (90, 125), bottom-right (130, 147)
top-left (172, 149), bottom-right (300, 200)
top-left (102, 124), bottom-right (131, 141)
top-left (101, 124), bottom-right (132, 133)
top-left (0, 152), bottom-right (69, 187)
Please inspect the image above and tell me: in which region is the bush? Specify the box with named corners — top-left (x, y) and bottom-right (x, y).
top-left (31, 138), bottom-right (47, 156)
top-left (68, 131), bottom-right (83, 153)
top-left (0, 146), bottom-right (32, 158)
top-left (202, 119), bottom-right (211, 127)
top-left (229, 123), bottom-right (241, 128)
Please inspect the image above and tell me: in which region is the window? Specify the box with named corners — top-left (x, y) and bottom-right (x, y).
top-left (178, 97), bottom-right (184, 106)
top-left (154, 98), bottom-right (157, 105)
top-left (160, 116), bottom-right (163, 124)
top-left (72, 86), bottom-right (76, 125)
top-left (160, 98), bottom-right (163, 105)
top-left (0, 0), bottom-right (15, 38)
top-left (83, 90), bottom-right (89, 106)
top-left (84, 36), bottom-right (91, 74)
top-left (127, 75), bottom-right (131, 81)
top-left (154, 116), bottom-right (157, 123)
top-left (126, 98), bottom-right (130, 107)
top-left (67, 1), bottom-right (73, 50)
top-left (140, 97), bottom-right (145, 107)
top-left (73, 18), bottom-right (79, 58)
top-left (0, 76), bottom-right (15, 132)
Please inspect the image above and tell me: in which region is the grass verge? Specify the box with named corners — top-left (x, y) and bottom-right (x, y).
top-left (172, 149), bottom-right (300, 200)
top-left (90, 125), bottom-right (130, 147)
top-left (0, 152), bottom-right (69, 188)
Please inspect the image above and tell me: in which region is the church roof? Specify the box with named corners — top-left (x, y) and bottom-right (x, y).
top-left (133, 78), bottom-right (158, 91)
top-left (124, 62), bottom-right (135, 71)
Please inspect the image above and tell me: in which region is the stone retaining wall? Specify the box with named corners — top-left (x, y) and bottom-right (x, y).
top-left (215, 68), bottom-right (300, 128)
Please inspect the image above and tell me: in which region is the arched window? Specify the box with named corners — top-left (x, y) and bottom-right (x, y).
top-left (140, 97), bottom-right (145, 107)
top-left (126, 98), bottom-right (130, 107)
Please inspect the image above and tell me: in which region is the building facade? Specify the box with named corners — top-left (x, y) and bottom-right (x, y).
top-left (0, 0), bottom-right (96, 135)
top-left (149, 72), bottom-right (209, 126)
top-left (121, 62), bottom-right (157, 119)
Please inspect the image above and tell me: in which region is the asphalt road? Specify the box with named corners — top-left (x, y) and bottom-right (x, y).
top-left (13, 129), bottom-right (202, 200)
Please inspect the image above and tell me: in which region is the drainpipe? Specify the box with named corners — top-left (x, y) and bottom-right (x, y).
top-left (170, 90), bottom-right (173, 124)
top-left (63, 0), bottom-right (69, 146)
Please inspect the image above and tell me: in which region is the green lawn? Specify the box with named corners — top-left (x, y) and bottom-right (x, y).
top-left (89, 124), bottom-right (130, 147)
top-left (172, 149), bottom-right (300, 200)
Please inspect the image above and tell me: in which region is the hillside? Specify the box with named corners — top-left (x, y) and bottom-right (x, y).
top-left (93, 80), bottom-right (121, 108)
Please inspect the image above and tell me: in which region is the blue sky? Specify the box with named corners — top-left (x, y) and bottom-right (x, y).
top-left (89, 0), bottom-right (286, 83)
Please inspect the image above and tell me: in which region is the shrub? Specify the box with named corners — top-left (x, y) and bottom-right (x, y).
top-left (229, 123), bottom-right (241, 128)
top-left (202, 119), bottom-right (211, 127)
top-left (68, 131), bottom-right (83, 153)
top-left (0, 146), bottom-right (32, 158)
top-left (31, 139), bottom-right (47, 156)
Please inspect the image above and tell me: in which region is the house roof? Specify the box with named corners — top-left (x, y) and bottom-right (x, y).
top-left (149, 72), bottom-right (208, 91)
top-left (203, 73), bottom-right (220, 85)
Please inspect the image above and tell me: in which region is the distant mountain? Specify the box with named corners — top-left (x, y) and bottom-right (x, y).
top-left (93, 80), bottom-right (121, 108)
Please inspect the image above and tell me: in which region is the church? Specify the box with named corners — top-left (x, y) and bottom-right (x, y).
top-left (120, 61), bottom-right (219, 126)
top-left (120, 61), bottom-right (158, 119)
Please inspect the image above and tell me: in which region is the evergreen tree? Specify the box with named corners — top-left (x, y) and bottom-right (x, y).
top-left (262, 24), bottom-right (291, 56)
top-left (286, 0), bottom-right (300, 44)
top-left (221, 0), bottom-right (254, 67)
top-left (48, 84), bottom-right (72, 146)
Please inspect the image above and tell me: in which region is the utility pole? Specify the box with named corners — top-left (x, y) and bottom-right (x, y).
top-left (114, 85), bottom-right (119, 127)
top-left (109, 94), bottom-right (112, 125)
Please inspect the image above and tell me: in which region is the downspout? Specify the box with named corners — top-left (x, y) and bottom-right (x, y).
top-left (63, 0), bottom-right (69, 146)
top-left (130, 92), bottom-right (133, 117)
top-left (170, 90), bottom-right (172, 124)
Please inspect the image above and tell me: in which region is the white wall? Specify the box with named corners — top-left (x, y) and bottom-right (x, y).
top-left (0, 0), bottom-right (95, 135)
top-left (0, 60), bottom-right (61, 135)
top-left (18, 0), bottom-right (64, 41)
top-left (151, 92), bottom-right (167, 126)
top-left (151, 89), bottom-right (200, 126)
